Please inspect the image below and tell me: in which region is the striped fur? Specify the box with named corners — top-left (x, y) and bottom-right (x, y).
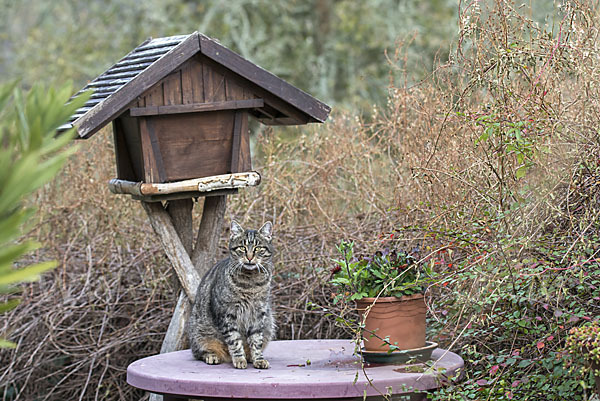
top-left (188, 221), bottom-right (275, 369)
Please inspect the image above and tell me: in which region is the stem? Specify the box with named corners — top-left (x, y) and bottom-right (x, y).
top-left (342, 243), bottom-right (358, 296)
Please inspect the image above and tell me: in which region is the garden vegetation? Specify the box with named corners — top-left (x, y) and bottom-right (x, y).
top-left (1, 0), bottom-right (600, 400)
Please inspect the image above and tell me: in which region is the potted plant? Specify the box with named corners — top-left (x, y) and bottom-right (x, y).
top-left (564, 322), bottom-right (600, 395)
top-left (330, 240), bottom-right (435, 356)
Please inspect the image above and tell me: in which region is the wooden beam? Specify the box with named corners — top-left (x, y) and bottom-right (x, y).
top-left (108, 172), bottom-right (261, 196)
top-left (230, 111), bottom-right (242, 173)
top-left (166, 199), bottom-right (194, 254)
top-left (145, 118), bottom-right (167, 183)
top-left (151, 199), bottom-right (194, 401)
top-left (166, 199), bottom-right (193, 293)
top-left (129, 98), bottom-right (264, 117)
top-left (160, 291), bottom-right (191, 354)
top-left (192, 195), bottom-right (227, 275)
top-left (112, 118), bottom-right (136, 181)
top-left (141, 201), bottom-right (200, 300)
top-left (139, 118), bottom-right (165, 183)
top-left (132, 189), bottom-right (237, 203)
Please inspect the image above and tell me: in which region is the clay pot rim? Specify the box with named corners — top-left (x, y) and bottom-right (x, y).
top-left (356, 293), bottom-right (425, 304)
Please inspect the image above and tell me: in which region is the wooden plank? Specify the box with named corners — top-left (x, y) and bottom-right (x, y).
top-left (225, 72), bottom-right (249, 101)
top-left (75, 33), bottom-right (200, 139)
top-left (145, 118), bottom-right (167, 182)
top-left (129, 98), bottom-right (263, 116)
top-left (258, 116), bottom-right (304, 125)
top-left (114, 55), bottom-right (162, 68)
top-left (137, 35), bottom-right (190, 52)
top-left (199, 33), bottom-right (330, 123)
top-left (82, 98), bottom-right (107, 107)
top-left (150, 111), bottom-right (235, 181)
top-left (140, 118), bottom-right (161, 183)
top-left (97, 70), bottom-right (141, 81)
top-left (192, 195), bottom-right (227, 275)
top-left (181, 57), bottom-right (204, 104)
top-left (198, 56), bottom-right (309, 125)
top-left (112, 118), bottom-right (136, 181)
top-left (163, 70), bottom-right (182, 106)
top-left (141, 201), bottom-right (201, 300)
top-left (91, 85), bottom-right (122, 94)
top-left (230, 111), bottom-right (242, 173)
top-left (87, 78), bottom-right (133, 88)
top-left (105, 62), bottom-right (153, 75)
top-left (202, 62), bottom-right (226, 102)
top-left (89, 92), bottom-right (112, 100)
top-left (120, 114), bottom-right (145, 181)
top-left (125, 46), bottom-right (175, 60)
top-left (238, 112), bottom-right (252, 172)
top-left (144, 82), bottom-right (164, 107)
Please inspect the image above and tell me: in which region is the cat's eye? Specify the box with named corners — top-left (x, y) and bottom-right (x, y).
top-left (236, 246), bottom-right (246, 252)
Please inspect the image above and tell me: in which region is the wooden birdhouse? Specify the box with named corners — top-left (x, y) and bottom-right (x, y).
top-left (62, 32), bottom-right (330, 201)
top-left (63, 33), bottom-right (330, 368)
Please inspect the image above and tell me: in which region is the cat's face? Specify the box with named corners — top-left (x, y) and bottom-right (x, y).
top-left (229, 221), bottom-right (274, 273)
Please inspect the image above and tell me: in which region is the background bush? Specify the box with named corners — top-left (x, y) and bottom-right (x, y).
top-left (1, 0), bottom-right (600, 400)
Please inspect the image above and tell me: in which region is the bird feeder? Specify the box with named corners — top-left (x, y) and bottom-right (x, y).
top-left (63, 32), bottom-right (330, 358)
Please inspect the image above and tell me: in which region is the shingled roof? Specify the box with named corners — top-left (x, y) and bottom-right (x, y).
top-left (62, 32), bottom-right (331, 138)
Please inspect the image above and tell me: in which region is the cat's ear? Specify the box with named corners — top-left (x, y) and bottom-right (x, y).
top-left (230, 220), bottom-right (244, 237)
top-left (258, 221), bottom-right (273, 241)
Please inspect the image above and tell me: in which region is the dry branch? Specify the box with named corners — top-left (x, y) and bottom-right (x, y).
top-left (108, 172), bottom-right (261, 196)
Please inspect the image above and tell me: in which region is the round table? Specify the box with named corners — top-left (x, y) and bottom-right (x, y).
top-left (127, 339), bottom-right (463, 401)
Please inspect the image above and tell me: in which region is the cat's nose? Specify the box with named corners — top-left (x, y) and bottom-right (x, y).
top-left (246, 251), bottom-right (254, 261)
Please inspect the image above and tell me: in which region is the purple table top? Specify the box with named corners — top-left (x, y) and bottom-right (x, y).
top-left (127, 339), bottom-right (463, 399)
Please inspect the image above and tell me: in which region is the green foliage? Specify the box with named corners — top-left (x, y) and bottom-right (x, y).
top-left (0, 0), bottom-right (458, 110)
top-left (330, 240), bottom-right (434, 302)
top-left (0, 82), bottom-right (90, 347)
top-left (474, 115), bottom-right (538, 181)
top-left (425, 220), bottom-right (600, 400)
top-left (565, 322), bottom-right (600, 378)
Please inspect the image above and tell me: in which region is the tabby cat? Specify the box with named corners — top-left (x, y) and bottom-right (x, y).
top-left (188, 220), bottom-right (275, 369)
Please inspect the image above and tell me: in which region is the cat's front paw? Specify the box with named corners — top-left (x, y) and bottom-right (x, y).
top-left (253, 358), bottom-right (270, 369)
top-left (232, 357), bottom-right (248, 369)
top-left (203, 353), bottom-right (220, 365)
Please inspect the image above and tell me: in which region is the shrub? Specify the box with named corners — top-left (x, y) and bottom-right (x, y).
top-left (0, 82), bottom-right (89, 348)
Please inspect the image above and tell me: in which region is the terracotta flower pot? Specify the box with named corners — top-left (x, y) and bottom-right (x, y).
top-left (356, 294), bottom-right (426, 352)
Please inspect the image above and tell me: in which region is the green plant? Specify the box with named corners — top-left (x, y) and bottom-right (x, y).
top-left (565, 322), bottom-right (600, 379)
top-left (330, 240), bottom-right (434, 303)
top-left (0, 82), bottom-right (90, 348)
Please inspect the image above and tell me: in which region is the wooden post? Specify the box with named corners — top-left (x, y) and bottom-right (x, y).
top-left (192, 195), bottom-right (228, 274)
top-left (141, 201), bottom-right (200, 300)
top-left (166, 199), bottom-right (193, 254)
top-left (145, 196), bottom-right (227, 401)
top-left (162, 199), bottom-right (193, 353)
top-left (143, 195), bottom-right (228, 350)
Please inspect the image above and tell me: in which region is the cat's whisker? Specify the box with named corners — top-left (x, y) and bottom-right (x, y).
top-left (258, 263), bottom-right (267, 275)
